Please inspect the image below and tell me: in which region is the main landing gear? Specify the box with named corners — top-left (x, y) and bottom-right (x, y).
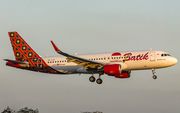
top-left (96, 74), bottom-right (103, 84)
top-left (152, 69), bottom-right (157, 79)
top-left (89, 74), bottom-right (96, 82)
top-left (89, 74), bottom-right (103, 84)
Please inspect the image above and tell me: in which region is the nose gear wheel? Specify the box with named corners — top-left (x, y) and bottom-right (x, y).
top-left (153, 75), bottom-right (157, 79)
top-left (152, 69), bottom-right (157, 79)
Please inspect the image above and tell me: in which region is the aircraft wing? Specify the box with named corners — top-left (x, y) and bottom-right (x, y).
top-left (50, 41), bottom-right (104, 69)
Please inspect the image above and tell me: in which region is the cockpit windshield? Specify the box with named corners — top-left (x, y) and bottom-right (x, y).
top-left (161, 54), bottom-right (171, 57)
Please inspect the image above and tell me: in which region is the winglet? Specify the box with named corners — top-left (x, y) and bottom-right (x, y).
top-left (51, 41), bottom-right (61, 52)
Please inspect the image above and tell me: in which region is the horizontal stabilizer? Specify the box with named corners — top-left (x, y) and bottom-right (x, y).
top-left (4, 59), bottom-right (28, 64)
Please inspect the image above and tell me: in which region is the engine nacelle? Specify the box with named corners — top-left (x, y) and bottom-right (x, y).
top-left (114, 71), bottom-right (131, 78)
top-left (104, 64), bottom-right (121, 75)
top-left (104, 64), bottom-right (129, 78)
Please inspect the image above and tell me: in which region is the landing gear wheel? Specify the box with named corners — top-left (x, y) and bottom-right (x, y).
top-left (153, 75), bottom-right (157, 79)
top-left (89, 76), bottom-right (96, 82)
top-left (96, 78), bottom-right (103, 84)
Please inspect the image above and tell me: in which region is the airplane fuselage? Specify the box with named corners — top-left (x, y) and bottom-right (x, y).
top-left (42, 50), bottom-right (177, 74)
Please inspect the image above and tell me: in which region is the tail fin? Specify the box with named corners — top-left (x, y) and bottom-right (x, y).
top-left (8, 31), bottom-right (57, 73)
top-left (8, 31), bottom-right (40, 61)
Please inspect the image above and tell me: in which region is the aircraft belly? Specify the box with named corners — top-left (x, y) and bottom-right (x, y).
top-left (50, 66), bottom-right (79, 74)
top-left (50, 66), bottom-right (92, 74)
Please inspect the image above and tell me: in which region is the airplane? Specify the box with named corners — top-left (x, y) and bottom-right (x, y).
top-left (4, 31), bottom-right (178, 84)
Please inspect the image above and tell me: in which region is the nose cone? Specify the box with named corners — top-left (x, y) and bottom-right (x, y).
top-left (171, 57), bottom-right (178, 65)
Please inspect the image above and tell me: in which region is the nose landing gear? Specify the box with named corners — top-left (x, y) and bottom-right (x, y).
top-left (153, 75), bottom-right (157, 79)
top-left (152, 69), bottom-right (157, 79)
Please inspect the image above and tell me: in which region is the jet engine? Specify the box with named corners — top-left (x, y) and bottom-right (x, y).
top-left (104, 64), bottom-right (130, 78)
top-left (104, 64), bottom-right (121, 75)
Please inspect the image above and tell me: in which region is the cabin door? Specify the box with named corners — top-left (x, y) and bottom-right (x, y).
top-left (150, 51), bottom-right (155, 61)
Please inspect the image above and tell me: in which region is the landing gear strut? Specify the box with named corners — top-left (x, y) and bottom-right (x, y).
top-left (96, 74), bottom-right (103, 84)
top-left (152, 69), bottom-right (157, 79)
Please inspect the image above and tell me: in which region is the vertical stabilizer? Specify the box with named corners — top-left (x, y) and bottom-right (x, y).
top-left (8, 31), bottom-right (57, 73)
top-left (8, 32), bottom-right (40, 61)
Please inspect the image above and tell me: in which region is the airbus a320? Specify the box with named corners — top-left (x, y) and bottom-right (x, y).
top-left (4, 32), bottom-right (178, 84)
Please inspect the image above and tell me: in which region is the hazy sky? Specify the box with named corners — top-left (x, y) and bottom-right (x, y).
top-left (0, 0), bottom-right (180, 113)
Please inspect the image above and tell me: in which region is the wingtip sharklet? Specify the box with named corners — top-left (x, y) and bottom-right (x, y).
top-left (50, 41), bottom-right (61, 52)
